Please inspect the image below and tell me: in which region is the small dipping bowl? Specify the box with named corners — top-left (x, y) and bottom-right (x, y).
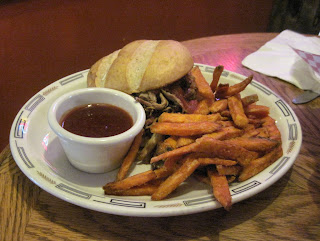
top-left (48, 88), bottom-right (145, 173)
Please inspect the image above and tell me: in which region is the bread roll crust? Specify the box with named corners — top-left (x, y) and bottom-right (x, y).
top-left (87, 40), bottom-right (193, 93)
top-left (87, 49), bottom-right (120, 88)
top-left (139, 40), bottom-right (193, 93)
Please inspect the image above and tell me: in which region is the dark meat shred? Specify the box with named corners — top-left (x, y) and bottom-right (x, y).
top-left (133, 73), bottom-right (199, 164)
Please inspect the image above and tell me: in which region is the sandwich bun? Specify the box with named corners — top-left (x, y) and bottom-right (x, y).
top-left (87, 40), bottom-right (194, 94)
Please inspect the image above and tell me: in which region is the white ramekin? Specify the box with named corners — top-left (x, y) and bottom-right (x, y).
top-left (48, 88), bottom-right (145, 173)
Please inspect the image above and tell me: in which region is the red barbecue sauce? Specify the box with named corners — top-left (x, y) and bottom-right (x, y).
top-left (60, 103), bottom-right (133, 138)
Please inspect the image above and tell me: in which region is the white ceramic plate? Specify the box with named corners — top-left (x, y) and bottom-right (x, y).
top-left (10, 64), bottom-right (302, 217)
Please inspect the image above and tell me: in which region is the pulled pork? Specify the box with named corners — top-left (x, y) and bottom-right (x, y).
top-left (133, 73), bottom-right (199, 164)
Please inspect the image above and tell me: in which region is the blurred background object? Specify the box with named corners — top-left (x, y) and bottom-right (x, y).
top-left (3, 0), bottom-right (319, 151)
top-left (268, 0), bottom-right (320, 34)
top-left (0, 0), bottom-right (274, 150)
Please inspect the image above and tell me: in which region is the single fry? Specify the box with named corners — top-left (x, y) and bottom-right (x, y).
top-left (153, 156), bottom-right (182, 179)
top-left (176, 136), bottom-right (197, 148)
top-left (151, 158), bottom-right (200, 200)
top-left (207, 167), bottom-right (232, 210)
top-left (224, 75), bottom-right (253, 97)
top-left (103, 170), bottom-right (156, 191)
top-left (151, 141), bottom-right (199, 163)
top-left (242, 126), bottom-right (269, 138)
top-left (193, 99), bottom-right (211, 115)
top-left (215, 83), bottom-right (229, 99)
top-left (262, 116), bottom-right (281, 142)
top-left (255, 127), bottom-right (270, 138)
top-left (217, 120), bottom-right (234, 127)
top-left (208, 99), bottom-right (228, 113)
top-left (195, 137), bottom-right (259, 166)
top-left (216, 165), bottom-right (242, 176)
top-left (210, 65), bottom-right (224, 92)
top-left (154, 166), bottom-right (175, 179)
top-left (203, 126), bottom-right (244, 140)
top-left (241, 94), bottom-right (259, 107)
top-left (220, 110), bottom-right (231, 118)
top-left (191, 66), bottom-right (215, 100)
top-left (163, 156), bottom-right (181, 170)
top-left (198, 157), bottom-right (237, 166)
top-left (158, 112), bottom-right (221, 123)
top-left (116, 130), bottom-right (144, 181)
top-left (183, 152), bottom-right (237, 166)
top-left (150, 121), bottom-right (221, 136)
top-left (245, 104), bottom-right (270, 118)
top-left (238, 146), bottom-right (283, 181)
top-left (248, 118), bottom-right (264, 128)
top-left (228, 95), bottom-right (249, 128)
top-left (224, 137), bottom-right (279, 152)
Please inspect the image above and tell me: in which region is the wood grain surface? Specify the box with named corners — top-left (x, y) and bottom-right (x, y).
top-left (1, 33), bottom-right (320, 241)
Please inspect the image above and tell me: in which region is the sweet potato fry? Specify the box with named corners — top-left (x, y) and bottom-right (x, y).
top-left (215, 83), bottom-right (229, 99)
top-left (101, 66), bottom-right (284, 210)
top-left (210, 65), bottom-right (224, 92)
top-left (242, 126), bottom-right (269, 138)
top-left (266, 124), bottom-right (281, 142)
top-left (152, 156), bottom-right (182, 180)
top-left (242, 123), bottom-right (256, 133)
top-left (116, 130), bottom-right (144, 181)
top-left (255, 127), bottom-right (270, 138)
top-left (195, 137), bottom-right (259, 166)
top-left (158, 112), bottom-right (221, 123)
top-left (163, 156), bottom-right (181, 170)
top-left (224, 75), bottom-right (253, 97)
top-left (193, 99), bottom-right (211, 115)
top-left (154, 166), bottom-right (175, 179)
top-left (245, 104), bottom-right (270, 118)
top-left (103, 170), bottom-right (156, 191)
top-left (248, 118), bottom-right (264, 128)
top-left (238, 146), bottom-right (283, 181)
top-left (208, 99), bottom-right (228, 113)
top-left (228, 95), bottom-right (249, 128)
top-left (151, 158), bottom-right (200, 200)
top-left (241, 94), bottom-right (259, 107)
top-left (153, 156), bottom-right (182, 179)
top-left (217, 120), bottom-right (234, 127)
top-left (216, 165), bottom-right (242, 176)
top-left (207, 167), bottom-right (232, 210)
top-left (150, 121), bottom-right (221, 136)
top-left (183, 152), bottom-right (237, 166)
top-left (176, 136), bottom-right (197, 148)
top-left (198, 157), bottom-right (237, 166)
top-left (224, 137), bottom-right (279, 152)
top-left (151, 141), bottom-right (200, 163)
top-left (104, 182), bottom-right (160, 196)
top-left (203, 126), bottom-right (244, 140)
top-left (191, 66), bottom-right (215, 100)
top-left (262, 116), bottom-right (281, 142)
top-left (220, 110), bottom-right (231, 118)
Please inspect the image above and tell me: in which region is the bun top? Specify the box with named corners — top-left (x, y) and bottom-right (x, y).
top-left (87, 40), bottom-right (194, 94)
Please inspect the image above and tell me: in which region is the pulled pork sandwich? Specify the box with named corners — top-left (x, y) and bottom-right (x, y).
top-left (87, 40), bottom-right (199, 164)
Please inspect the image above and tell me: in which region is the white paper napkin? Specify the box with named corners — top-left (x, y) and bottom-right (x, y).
top-left (242, 30), bottom-right (320, 94)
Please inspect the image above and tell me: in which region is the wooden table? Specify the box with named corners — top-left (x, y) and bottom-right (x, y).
top-left (1, 33), bottom-right (319, 240)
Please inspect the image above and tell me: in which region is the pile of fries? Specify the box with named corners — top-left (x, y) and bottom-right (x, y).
top-left (103, 65), bottom-right (283, 210)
